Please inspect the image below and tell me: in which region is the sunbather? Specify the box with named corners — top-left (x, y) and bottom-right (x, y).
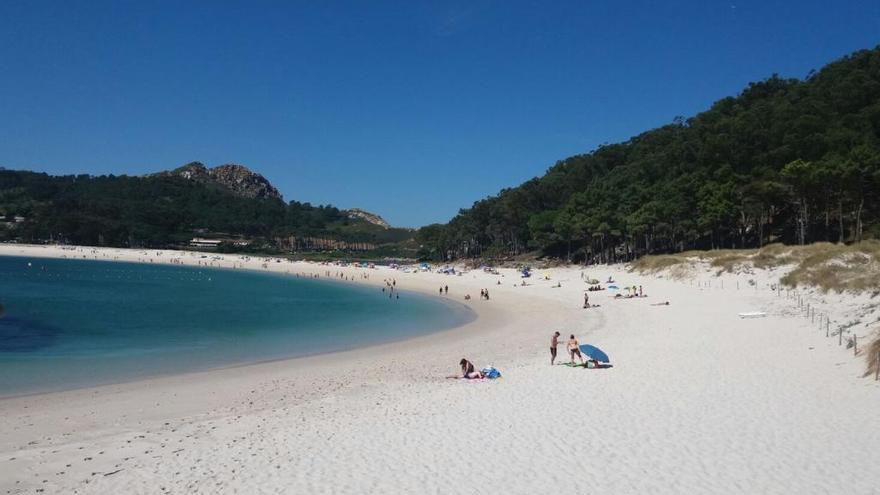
top-left (447, 358), bottom-right (483, 379)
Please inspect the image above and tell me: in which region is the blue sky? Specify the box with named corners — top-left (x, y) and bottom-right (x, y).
top-left (1, 1), bottom-right (878, 227)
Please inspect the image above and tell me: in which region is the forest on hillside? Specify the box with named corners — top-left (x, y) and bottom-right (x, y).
top-left (0, 171), bottom-right (411, 250)
top-left (417, 46), bottom-right (880, 263)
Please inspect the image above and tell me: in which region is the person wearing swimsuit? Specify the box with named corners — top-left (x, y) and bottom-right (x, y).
top-left (550, 331), bottom-right (560, 365)
top-left (568, 335), bottom-right (584, 365)
top-left (459, 358), bottom-right (483, 379)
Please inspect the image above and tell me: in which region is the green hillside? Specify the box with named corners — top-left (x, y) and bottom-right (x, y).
top-left (0, 169), bottom-right (402, 252)
top-left (417, 46), bottom-right (880, 262)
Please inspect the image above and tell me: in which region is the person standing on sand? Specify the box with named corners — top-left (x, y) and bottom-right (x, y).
top-left (568, 334), bottom-right (584, 365)
top-left (583, 292), bottom-right (589, 308)
top-left (550, 331), bottom-right (561, 365)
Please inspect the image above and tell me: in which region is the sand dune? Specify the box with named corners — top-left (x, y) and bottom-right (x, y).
top-left (1, 244), bottom-right (878, 494)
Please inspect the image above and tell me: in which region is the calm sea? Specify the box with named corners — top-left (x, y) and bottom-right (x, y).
top-left (0, 256), bottom-right (473, 396)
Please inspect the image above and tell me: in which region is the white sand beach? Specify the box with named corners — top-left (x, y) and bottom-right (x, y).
top-left (1, 244), bottom-right (878, 494)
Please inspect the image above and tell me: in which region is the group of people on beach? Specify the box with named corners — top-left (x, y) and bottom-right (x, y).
top-left (550, 331), bottom-right (594, 366)
top-left (461, 288), bottom-right (491, 301)
top-left (452, 330), bottom-right (594, 380)
top-left (614, 285), bottom-right (645, 299)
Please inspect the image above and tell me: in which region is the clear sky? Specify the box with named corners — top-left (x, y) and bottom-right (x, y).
top-left (1, 1), bottom-right (878, 227)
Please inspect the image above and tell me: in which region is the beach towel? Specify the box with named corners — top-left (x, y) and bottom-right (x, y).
top-left (738, 311), bottom-right (767, 319)
top-left (480, 367), bottom-right (502, 379)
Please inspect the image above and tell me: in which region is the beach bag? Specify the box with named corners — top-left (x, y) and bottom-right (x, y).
top-left (481, 367), bottom-right (501, 379)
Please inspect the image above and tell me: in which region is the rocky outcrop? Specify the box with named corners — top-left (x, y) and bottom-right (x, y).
top-left (158, 162), bottom-right (283, 201)
top-left (345, 208), bottom-right (390, 229)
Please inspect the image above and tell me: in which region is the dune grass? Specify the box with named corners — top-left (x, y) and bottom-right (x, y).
top-left (629, 254), bottom-right (690, 273)
top-left (779, 241), bottom-right (880, 293)
top-left (631, 241), bottom-right (880, 293)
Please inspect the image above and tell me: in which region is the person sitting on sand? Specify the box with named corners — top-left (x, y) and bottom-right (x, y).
top-left (449, 358), bottom-right (483, 379)
top-left (464, 294), bottom-right (471, 300)
top-left (568, 335), bottom-right (584, 365)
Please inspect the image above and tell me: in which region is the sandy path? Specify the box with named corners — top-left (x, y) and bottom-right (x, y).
top-left (0, 244), bottom-right (878, 494)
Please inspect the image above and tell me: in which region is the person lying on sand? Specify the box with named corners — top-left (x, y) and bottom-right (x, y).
top-left (650, 301), bottom-right (670, 306)
top-left (447, 358), bottom-right (483, 379)
top-left (568, 335), bottom-right (584, 365)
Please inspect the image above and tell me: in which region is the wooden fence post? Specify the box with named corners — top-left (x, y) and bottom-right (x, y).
top-left (839, 326), bottom-right (843, 346)
top-left (854, 334), bottom-right (858, 356)
top-left (876, 352), bottom-right (879, 381)
top-left (826, 320), bottom-right (829, 338)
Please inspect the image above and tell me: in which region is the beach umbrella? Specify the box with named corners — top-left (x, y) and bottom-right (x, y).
top-left (579, 344), bottom-right (610, 363)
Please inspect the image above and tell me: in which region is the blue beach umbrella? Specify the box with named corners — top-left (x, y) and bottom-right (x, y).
top-left (579, 344), bottom-right (610, 363)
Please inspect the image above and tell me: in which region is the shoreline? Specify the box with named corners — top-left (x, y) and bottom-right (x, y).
top-left (0, 244), bottom-right (498, 403)
top-left (1, 243), bottom-right (878, 493)
top-left (0, 248), bottom-right (479, 399)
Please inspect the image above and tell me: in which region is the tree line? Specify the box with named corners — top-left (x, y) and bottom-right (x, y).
top-left (0, 170), bottom-right (391, 250)
top-left (417, 46), bottom-right (880, 262)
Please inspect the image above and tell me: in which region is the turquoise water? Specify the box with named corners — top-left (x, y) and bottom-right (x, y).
top-left (0, 256), bottom-right (473, 396)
